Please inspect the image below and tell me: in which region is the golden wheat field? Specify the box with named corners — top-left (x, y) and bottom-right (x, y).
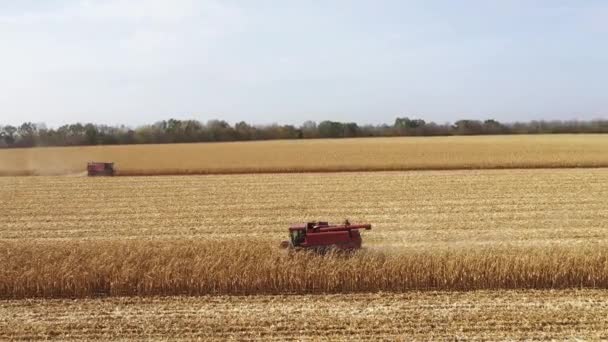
top-left (2, 290), bottom-right (608, 340)
top-left (1, 134), bottom-right (608, 176)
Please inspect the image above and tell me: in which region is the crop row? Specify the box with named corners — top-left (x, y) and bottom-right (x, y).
top-left (2, 239), bottom-right (608, 299)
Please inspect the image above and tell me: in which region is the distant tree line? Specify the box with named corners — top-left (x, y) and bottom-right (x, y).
top-left (1, 118), bottom-right (607, 148)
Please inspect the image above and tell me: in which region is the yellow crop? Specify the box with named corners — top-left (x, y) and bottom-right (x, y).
top-left (1, 134), bottom-right (607, 176)
top-left (2, 146), bottom-right (608, 339)
top-left (1, 169), bottom-right (607, 298)
top-left (1, 239), bottom-right (608, 299)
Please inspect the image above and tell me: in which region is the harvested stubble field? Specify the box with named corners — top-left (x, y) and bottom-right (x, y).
top-left (2, 290), bottom-right (608, 340)
top-left (1, 134), bottom-right (608, 176)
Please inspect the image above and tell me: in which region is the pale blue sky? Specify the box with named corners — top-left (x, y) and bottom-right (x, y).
top-left (1, 0), bottom-right (607, 127)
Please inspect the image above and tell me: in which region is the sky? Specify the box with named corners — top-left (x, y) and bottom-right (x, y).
top-left (0, 0), bottom-right (607, 127)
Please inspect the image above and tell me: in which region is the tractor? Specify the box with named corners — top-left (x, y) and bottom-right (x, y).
top-left (281, 221), bottom-right (372, 252)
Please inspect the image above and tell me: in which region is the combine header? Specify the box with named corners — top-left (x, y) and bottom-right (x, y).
top-left (87, 162), bottom-right (115, 176)
top-left (281, 221), bottom-right (372, 252)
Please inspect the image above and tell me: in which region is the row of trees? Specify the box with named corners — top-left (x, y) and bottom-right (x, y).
top-left (1, 118), bottom-right (607, 148)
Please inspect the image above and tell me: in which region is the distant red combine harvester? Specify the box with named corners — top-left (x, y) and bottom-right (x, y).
top-left (281, 221), bottom-right (372, 252)
top-left (87, 162), bottom-right (115, 176)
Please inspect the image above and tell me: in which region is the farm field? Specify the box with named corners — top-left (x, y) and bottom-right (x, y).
top-left (2, 166), bottom-right (608, 338)
top-left (1, 169), bottom-right (608, 298)
top-left (1, 134), bottom-right (608, 176)
top-left (2, 290), bottom-right (608, 340)
top-left (1, 168), bottom-right (606, 243)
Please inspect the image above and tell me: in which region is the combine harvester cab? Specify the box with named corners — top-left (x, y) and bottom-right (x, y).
top-left (281, 221), bottom-right (372, 253)
top-left (87, 162), bottom-right (115, 176)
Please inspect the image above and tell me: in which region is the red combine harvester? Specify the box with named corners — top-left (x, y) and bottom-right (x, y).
top-left (87, 162), bottom-right (115, 176)
top-left (281, 221), bottom-right (372, 252)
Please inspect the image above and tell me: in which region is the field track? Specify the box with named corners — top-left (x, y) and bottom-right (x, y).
top-left (2, 290), bottom-right (607, 340)
top-left (1, 134), bottom-right (607, 176)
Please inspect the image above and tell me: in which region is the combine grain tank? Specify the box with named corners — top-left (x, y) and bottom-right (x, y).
top-left (87, 162), bottom-right (115, 176)
top-left (281, 221), bottom-right (372, 252)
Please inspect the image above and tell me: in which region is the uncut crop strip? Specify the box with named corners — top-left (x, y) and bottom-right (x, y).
top-left (2, 239), bottom-right (608, 299)
top-left (2, 290), bottom-right (608, 340)
top-left (1, 135), bottom-right (608, 176)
